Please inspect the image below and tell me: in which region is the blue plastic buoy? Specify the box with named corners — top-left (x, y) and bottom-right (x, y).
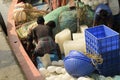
top-left (64, 50), bottom-right (95, 78)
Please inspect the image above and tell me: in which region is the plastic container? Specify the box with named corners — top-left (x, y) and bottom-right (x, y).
top-left (85, 25), bottom-right (119, 54)
top-left (64, 50), bottom-right (95, 78)
top-left (50, 50), bottom-right (59, 61)
top-left (67, 50), bottom-right (87, 58)
top-left (98, 65), bottom-right (120, 76)
top-left (63, 40), bottom-right (86, 56)
top-left (40, 54), bottom-right (51, 68)
top-left (36, 57), bottom-right (44, 69)
top-left (72, 33), bottom-right (84, 41)
top-left (55, 29), bottom-right (71, 54)
top-left (85, 25), bottom-right (120, 76)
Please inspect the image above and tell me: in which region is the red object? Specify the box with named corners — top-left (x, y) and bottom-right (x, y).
top-left (45, 0), bottom-right (67, 10)
top-left (7, 0), bottom-right (45, 80)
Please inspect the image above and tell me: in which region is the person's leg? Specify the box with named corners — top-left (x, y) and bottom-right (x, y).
top-left (31, 52), bottom-right (38, 68)
top-left (32, 46), bottom-right (45, 68)
top-left (56, 44), bottom-right (62, 59)
top-left (36, 57), bottom-right (44, 69)
top-left (50, 49), bottom-right (59, 61)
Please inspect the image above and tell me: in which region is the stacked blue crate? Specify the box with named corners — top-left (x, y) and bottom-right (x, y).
top-left (85, 25), bottom-right (120, 76)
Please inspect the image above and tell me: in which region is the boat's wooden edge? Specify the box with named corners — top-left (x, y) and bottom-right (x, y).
top-left (7, 0), bottom-right (45, 80)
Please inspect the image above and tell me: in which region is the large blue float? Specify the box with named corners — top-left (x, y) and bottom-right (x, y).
top-left (64, 50), bottom-right (95, 78)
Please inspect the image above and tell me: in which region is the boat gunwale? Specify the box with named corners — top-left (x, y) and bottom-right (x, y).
top-left (7, 0), bottom-right (44, 80)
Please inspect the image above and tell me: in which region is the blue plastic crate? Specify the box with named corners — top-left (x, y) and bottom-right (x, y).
top-left (98, 59), bottom-right (119, 68)
top-left (96, 50), bottom-right (120, 76)
top-left (85, 25), bottom-right (119, 54)
top-left (85, 25), bottom-right (120, 76)
top-left (99, 49), bottom-right (120, 60)
top-left (98, 65), bottom-right (120, 76)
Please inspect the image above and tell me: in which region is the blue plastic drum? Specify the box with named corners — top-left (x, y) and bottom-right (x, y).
top-left (64, 50), bottom-right (95, 77)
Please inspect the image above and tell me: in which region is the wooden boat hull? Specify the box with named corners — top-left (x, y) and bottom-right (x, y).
top-left (7, 0), bottom-right (44, 80)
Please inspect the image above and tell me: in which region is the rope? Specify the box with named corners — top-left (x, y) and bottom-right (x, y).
top-left (85, 53), bottom-right (103, 66)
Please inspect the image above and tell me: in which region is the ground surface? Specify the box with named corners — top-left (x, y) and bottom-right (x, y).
top-left (0, 26), bottom-right (25, 80)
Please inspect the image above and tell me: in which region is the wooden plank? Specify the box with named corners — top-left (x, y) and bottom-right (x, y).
top-left (7, 0), bottom-right (45, 80)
